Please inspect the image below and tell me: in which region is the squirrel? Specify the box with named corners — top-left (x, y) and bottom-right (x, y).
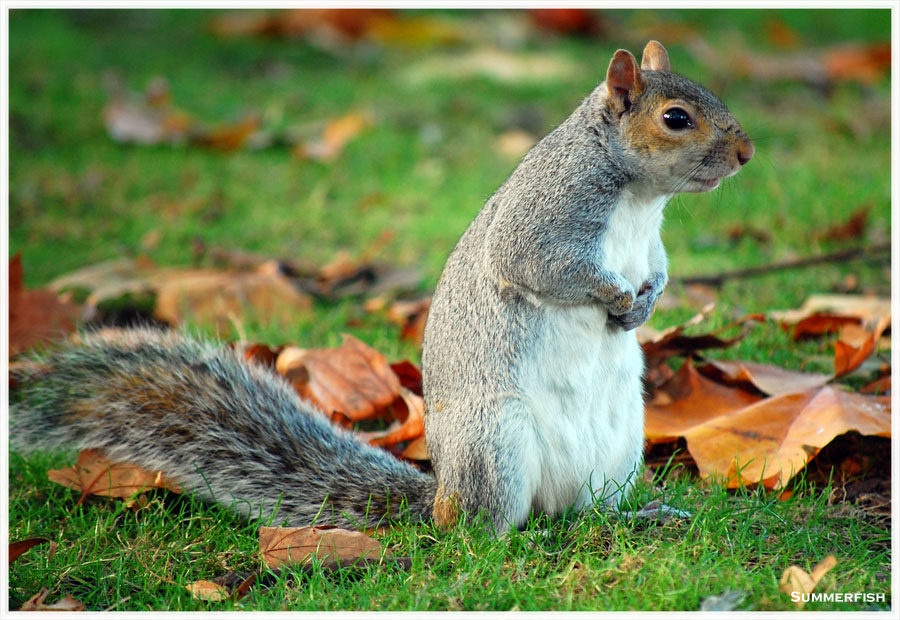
top-left (11, 42), bottom-right (752, 536)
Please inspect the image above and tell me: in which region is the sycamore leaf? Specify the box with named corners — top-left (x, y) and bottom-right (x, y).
top-left (276, 335), bottom-right (402, 420)
top-left (47, 448), bottom-right (182, 500)
top-left (19, 588), bottom-right (85, 612)
top-left (258, 525), bottom-right (381, 569)
top-left (683, 387), bottom-right (890, 489)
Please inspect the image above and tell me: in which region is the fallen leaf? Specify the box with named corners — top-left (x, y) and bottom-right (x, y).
top-left (404, 48), bottom-right (576, 85)
top-left (187, 580), bottom-right (229, 602)
top-left (296, 112), bottom-right (371, 163)
top-left (401, 436), bottom-right (430, 461)
top-left (385, 297), bottom-right (431, 346)
top-left (684, 387), bottom-right (890, 489)
top-left (9, 254), bottom-right (81, 357)
top-left (9, 538), bottom-right (49, 564)
top-left (813, 205), bottom-right (869, 243)
top-left (779, 555), bottom-right (838, 608)
top-left (154, 262), bottom-right (313, 330)
top-left (770, 294), bottom-right (891, 327)
top-left (644, 361), bottom-right (763, 444)
top-left (834, 313), bottom-right (891, 377)
top-left (697, 358), bottom-right (832, 397)
top-left (364, 387), bottom-right (426, 447)
top-left (259, 525), bottom-right (381, 569)
top-left (276, 335), bottom-right (402, 420)
top-left (528, 8), bottom-right (600, 35)
top-left (48, 448), bottom-right (182, 501)
top-left (19, 588), bottom-right (85, 611)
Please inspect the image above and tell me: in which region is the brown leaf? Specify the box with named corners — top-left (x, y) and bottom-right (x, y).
top-left (296, 112), bottom-right (370, 163)
top-left (9, 254), bottom-right (81, 357)
top-left (276, 335), bottom-right (401, 421)
top-left (154, 262), bottom-right (313, 330)
top-left (813, 205), bottom-right (869, 243)
top-left (390, 360), bottom-right (423, 396)
top-left (192, 116), bottom-right (261, 152)
top-left (9, 538), bottom-right (49, 564)
top-left (386, 297), bottom-right (431, 346)
top-left (258, 525), bottom-right (381, 569)
top-left (47, 448), bottom-right (182, 501)
top-left (779, 555), bottom-right (838, 608)
top-left (683, 387), bottom-right (890, 489)
top-left (697, 358), bottom-right (831, 397)
top-left (187, 580), bottom-right (229, 602)
top-left (645, 361), bottom-right (763, 444)
top-left (834, 313), bottom-right (891, 377)
top-left (823, 43), bottom-right (891, 85)
top-left (365, 388), bottom-right (425, 448)
top-left (19, 588), bottom-right (85, 612)
top-left (860, 375), bottom-right (890, 395)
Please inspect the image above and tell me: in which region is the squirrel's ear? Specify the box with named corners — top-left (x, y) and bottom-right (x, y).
top-left (606, 49), bottom-right (643, 114)
top-left (640, 40), bottom-right (670, 72)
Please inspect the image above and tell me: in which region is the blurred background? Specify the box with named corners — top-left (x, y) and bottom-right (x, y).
top-left (7, 8), bottom-right (892, 352)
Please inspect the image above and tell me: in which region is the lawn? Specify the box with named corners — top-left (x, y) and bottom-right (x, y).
top-left (6, 8), bottom-right (892, 611)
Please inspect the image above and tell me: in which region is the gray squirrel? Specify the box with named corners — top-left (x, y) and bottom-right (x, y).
top-left (11, 42), bottom-right (753, 535)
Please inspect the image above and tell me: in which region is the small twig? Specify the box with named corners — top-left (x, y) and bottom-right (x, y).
top-left (676, 242), bottom-right (890, 287)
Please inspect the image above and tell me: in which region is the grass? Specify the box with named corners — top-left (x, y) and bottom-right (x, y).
top-left (7, 8), bottom-right (892, 612)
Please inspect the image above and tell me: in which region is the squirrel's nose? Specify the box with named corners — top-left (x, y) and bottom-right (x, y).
top-left (736, 140), bottom-right (754, 166)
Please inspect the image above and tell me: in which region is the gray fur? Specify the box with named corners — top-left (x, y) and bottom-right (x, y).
top-left (11, 329), bottom-right (437, 529)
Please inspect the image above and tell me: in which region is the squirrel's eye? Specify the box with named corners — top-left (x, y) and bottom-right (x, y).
top-left (662, 108), bottom-right (692, 130)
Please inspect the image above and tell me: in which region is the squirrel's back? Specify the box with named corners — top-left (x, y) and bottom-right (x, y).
top-left (11, 328), bottom-right (437, 529)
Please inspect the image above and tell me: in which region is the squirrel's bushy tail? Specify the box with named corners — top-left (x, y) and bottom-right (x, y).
top-left (10, 329), bottom-right (437, 529)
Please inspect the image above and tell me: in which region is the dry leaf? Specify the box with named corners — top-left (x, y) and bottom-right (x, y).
top-left (386, 297), bottom-right (431, 346)
top-left (405, 49), bottom-right (576, 85)
top-left (9, 254), bottom-right (81, 357)
top-left (187, 580), bottom-right (229, 602)
top-left (813, 205), bottom-right (869, 243)
top-left (779, 555), bottom-right (838, 608)
top-left (48, 448), bottom-right (182, 500)
top-left (645, 361), bottom-right (763, 444)
top-left (697, 358), bottom-right (832, 397)
top-left (528, 8), bottom-right (599, 35)
top-left (296, 112), bottom-right (370, 162)
top-left (770, 294), bottom-right (891, 327)
top-left (276, 335), bottom-right (402, 420)
top-left (9, 538), bottom-right (49, 564)
top-left (19, 588), bottom-right (85, 612)
top-left (259, 525), bottom-right (381, 569)
top-left (684, 387), bottom-right (890, 489)
top-left (154, 263), bottom-right (313, 330)
top-left (364, 387), bottom-right (426, 448)
top-left (401, 436), bottom-right (430, 461)
top-left (834, 313), bottom-right (891, 377)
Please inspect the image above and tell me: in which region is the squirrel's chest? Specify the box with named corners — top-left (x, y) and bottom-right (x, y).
top-left (601, 192), bottom-right (666, 287)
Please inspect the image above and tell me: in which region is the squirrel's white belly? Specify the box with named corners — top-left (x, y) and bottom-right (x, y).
top-left (516, 304), bottom-right (645, 517)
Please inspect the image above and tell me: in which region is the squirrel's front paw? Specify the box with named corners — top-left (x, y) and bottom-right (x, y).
top-left (608, 278), bottom-right (663, 331)
top-left (609, 289), bottom-right (635, 314)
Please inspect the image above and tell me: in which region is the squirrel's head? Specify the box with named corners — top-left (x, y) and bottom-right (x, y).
top-left (599, 41), bottom-right (754, 194)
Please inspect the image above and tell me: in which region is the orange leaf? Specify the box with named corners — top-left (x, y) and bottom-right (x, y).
top-left (645, 361), bottom-right (763, 444)
top-left (296, 112), bottom-right (370, 163)
top-left (276, 335), bottom-right (401, 421)
top-left (47, 448), bottom-right (182, 500)
top-left (834, 313), bottom-right (891, 377)
top-left (683, 387), bottom-right (890, 489)
top-left (366, 388), bottom-right (425, 448)
top-left (187, 580), bottom-right (229, 602)
top-left (258, 525), bottom-right (381, 569)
